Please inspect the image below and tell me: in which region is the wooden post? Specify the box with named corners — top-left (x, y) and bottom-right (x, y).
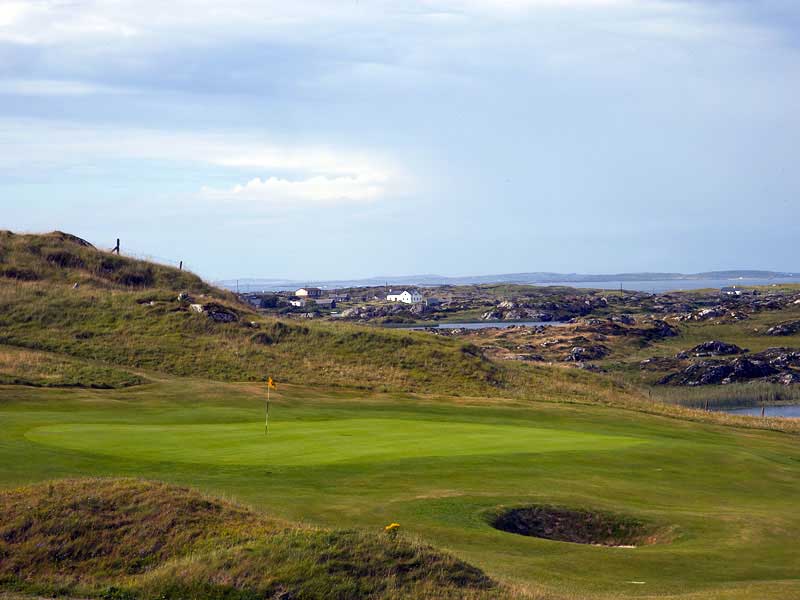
top-left (761, 405), bottom-right (766, 418)
top-left (179, 261), bottom-right (183, 271)
top-left (112, 239), bottom-right (120, 254)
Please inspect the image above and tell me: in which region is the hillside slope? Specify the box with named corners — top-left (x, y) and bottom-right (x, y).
top-left (0, 231), bottom-right (502, 394)
top-left (0, 231), bottom-right (221, 294)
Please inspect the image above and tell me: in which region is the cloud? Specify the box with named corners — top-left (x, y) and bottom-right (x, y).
top-left (0, 79), bottom-right (128, 96)
top-left (0, 118), bottom-right (400, 209)
top-left (200, 174), bottom-right (387, 206)
top-left (0, 118), bottom-right (394, 177)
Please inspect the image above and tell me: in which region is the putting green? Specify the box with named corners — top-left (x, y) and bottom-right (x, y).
top-left (26, 418), bottom-right (643, 467)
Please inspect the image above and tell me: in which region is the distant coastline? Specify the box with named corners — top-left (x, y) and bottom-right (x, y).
top-left (216, 270), bottom-right (800, 294)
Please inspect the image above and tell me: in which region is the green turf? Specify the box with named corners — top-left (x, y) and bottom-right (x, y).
top-left (3, 378), bottom-right (800, 599)
top-left (26, 419), bottom-right (643, 467)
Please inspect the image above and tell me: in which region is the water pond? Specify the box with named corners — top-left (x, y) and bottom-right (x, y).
top-left (395, 321), bottom-right (564, 331)
top-left (720, 405), bottom-right (800, 419)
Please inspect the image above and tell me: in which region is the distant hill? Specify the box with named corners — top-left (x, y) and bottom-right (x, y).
top-left (218, 270), bottom-right (800, 293)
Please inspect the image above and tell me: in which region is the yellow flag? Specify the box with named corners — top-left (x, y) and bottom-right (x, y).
top-left (267, 377), bottom-right (277, 390)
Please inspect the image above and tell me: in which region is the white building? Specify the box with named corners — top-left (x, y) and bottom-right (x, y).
top-left (289, 298), bottom-right (307, 308)
top-left (295, 287), bottom-right (323, 298)
top-left (387, 290), bottom-right (423, 304)
top-left (721, 286), bottom-right (743, 297)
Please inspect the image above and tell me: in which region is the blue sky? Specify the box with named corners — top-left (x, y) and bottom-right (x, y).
top-left (1, 0), bottom-right (798, 280)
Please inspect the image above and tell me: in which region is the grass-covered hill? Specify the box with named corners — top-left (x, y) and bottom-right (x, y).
top-left (0, 231), bottom-right (503, 394)
top-left (0, 478), bottom-right (499, 600)
top-left (0, 230), bottom-right (218, 293)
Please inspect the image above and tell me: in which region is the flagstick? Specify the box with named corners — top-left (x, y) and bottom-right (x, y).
top-left (265, 385), bottom-right (270, 437)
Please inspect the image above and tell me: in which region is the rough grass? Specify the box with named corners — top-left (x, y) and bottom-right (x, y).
top-left (0, 479), bottom-right (503, 600)
top-left (0, 231), bottom-right (222, 295)
top-left (0, 345), bottom-right (145, 388)
top-left (0, 280), bottom-right (502, 395)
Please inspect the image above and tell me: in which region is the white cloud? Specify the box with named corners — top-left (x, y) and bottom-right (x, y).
top-left (0, 118), bottom-right (401, 208)
top-left (0, 118), bottom-right (393, 176)
top-left (201, 174), bottom-right (387, 206)
top-left (0, 79), bottom-right (128, 96)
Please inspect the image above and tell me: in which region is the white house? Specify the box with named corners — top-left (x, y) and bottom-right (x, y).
top-left (721, 286), bottom-right (743, 297)
top-left (387, 290), bottom-right (423, 304)
top-left (295, 287), bottom-right (323, 298)
top-left (289, 298), bottom-right (307, 308)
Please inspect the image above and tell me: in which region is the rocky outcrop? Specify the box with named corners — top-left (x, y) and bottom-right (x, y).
top-left (676, 341), bottom-right (745, 359)
top-left (191, 303), bottom-right (239, 323)
top-left (766, 321), bottom-right (800, 336)
top-left (565, 345), bottom-right (609, 362)
top-left (481, 308), bottom-right (555, 322)
top-left (339, 304), bottom-right (409, 321)
top-left (611, 314), bottom-right (636, 325)
top-left (660, 348), bottom-right (800, 386)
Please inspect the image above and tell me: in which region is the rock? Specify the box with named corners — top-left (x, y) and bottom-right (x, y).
top-left (646, 320), bottom-right (679, 339)
top-left (510, 354), bottom-right (546, 362)
top-left (766, 321), bottom-right (800, 336)
top-left (777, 372), bottom-right (800, 385)
top-left (612, 314), bottom-right (636, 325)
top-left (177, 292), bottom-right (193, 303)
top-left (728, 357), bottom-right (777, 380)
top-left (676, 341), bottom-right (745, 358)
top-left (660, 351), bottom-right (783, 386)
top-left (660, 361), bottom-right (734, 386)
top-left (565, 345), bottom-right (609, 362)
top-left (695, 307), bottom-right (727, 321)
top-left (191, 303), bottom-right (239, 323)
top-left (756, 347), bottom-right (800, 369)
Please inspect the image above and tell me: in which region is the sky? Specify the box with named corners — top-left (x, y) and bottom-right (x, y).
top-left (1, 0), bottom-right (799, 280)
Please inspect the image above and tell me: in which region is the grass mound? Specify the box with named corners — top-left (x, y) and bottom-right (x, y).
top-left (0, 479), bottom-right (499, 600)
top-left (0, 479), bottom-right (278, 587)
top-left (137, 530), bottom-right (492, 600)
top-left (0, 231), bottom-right (218, 294)
top-left (489, 505), bottom-right (666, 547)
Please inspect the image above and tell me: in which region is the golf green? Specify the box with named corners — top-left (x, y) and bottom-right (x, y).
top-left (26, 418), bottom-right (643, 466)
top-left (4, 380), bottom-right (800, 598)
